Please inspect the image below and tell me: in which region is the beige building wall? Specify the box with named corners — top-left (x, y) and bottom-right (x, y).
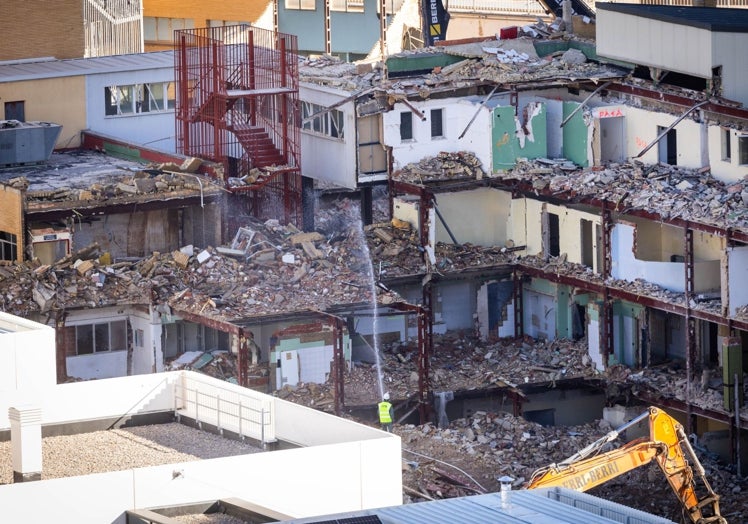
top-left (0, 0), bottom-right (85, 60)
top-left (0, 185), bottom-right (24, 263)
top-left (0, 77), bottom-right (87, 149)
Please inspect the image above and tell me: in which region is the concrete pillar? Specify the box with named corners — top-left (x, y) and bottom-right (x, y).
top-left (9, 405), bottom-right (42, 482)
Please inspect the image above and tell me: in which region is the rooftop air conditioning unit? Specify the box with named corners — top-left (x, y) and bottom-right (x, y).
top-left (0, 120), bottom-right (62, 166)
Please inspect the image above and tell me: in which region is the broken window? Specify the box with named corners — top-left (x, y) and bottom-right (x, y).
top-left (0, 231), bottom-right (17, 261)
top-left (75, 320), bottom-right (127, 355)
top-left (739, 135), bottom-right (748, 165)
top-left (331, 0), bottom-right (364, 12)
top-left (430, 108), bottom-right (444, 138)
top-left (105, 83), bottom-right (176, 116)
top-left (284, 0), bottom-right (315, 10)
top-left (301, 102), bottom-right (344, 139)
top-left (143, 17), bottom-right (195, 42)
top-left (400, 111), bottom-right (413, 141)
top-left (4, 100), bottom-right (24, 121)
top-left (721, 128), bottom-right (732, 162)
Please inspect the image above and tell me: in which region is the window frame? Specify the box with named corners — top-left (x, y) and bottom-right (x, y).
top-left (0, 231), bottom-right (18, 261)
top-left (331, 0), bottom-right (365, 12)
top-left (400, 111), bottom-right (413, 141)
top-left (285, 0), bottom-right (315, 10)
top-left (430, 108), bottom-right (444, 139)
top-left (105, 82), bottom-right (176, 117)
top-left (739, 135), bottom-right (748, 166)
top-left (721, 128), bottom-right (731, 162)
top-left (74, 320), bottom-right (128, 355)
top-left (143, 17), bottom-right (195, 43)
top-left (301, 102), bottom-right (345, 140)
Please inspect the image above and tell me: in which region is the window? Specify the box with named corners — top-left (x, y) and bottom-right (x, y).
top-left (331, 0), bottom-right (364, 12)
top-left (143, 17), bottom-right (195, 42)
top-left (4, 101), bottom-right (25, 121)
top-left (301, 102), bottom-right (344, 139)
top-left (285, 0), bottom-right (315, 9)
top-left (207, 20), bottom-right (249, 27)
top-left (740, 136), bottom-right (748, 166)
top-left (430, 108), bottom-right (443, 138)
top-left (75, 320), bottom-right (127, 355)
top-left (721, 128), bottom-right (731, 161)
top-left (0, 231), bottom-right (17, 261)
top-left (400, 111), bottom-right (413, 141)
top-left (105, 82), bottom-right (175, 116)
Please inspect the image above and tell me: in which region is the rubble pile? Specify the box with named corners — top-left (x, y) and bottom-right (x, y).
top-left (507, 158), bottom-right (748, 233)
top-left (276, 333), bottom-right (597, 410)
top-left (392, 151), bottom-right (485, 184)
top-left (25, 170), bottom-right (208, 203)
top-left (367, 220), bottom-right (517, 280)
top-left (0, 216), bottom-right (401, 322)
top-left (396, 410), bottom-right (747, 520)
top-left (430, 38), bottom-right (621, 87)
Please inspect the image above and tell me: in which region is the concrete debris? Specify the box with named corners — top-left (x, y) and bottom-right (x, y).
top-left (393, 151), bottom-right (485, 183)
top-left (504, 158), bottom-right (748, 233)
top-left (299, 37), bottom-right (623, 96)
top-left (560, 48), bottom-right (587, 65)
top-left (22, 162), bottom-right (218, 204)
top-left (0, 214), bottom-right (402, 321)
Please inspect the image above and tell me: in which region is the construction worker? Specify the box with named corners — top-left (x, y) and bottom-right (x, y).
top-left (378, 392), bottom-right (394, 432)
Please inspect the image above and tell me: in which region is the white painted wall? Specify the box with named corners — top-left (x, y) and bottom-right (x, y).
top-left (714, 31), bottom-right (748, 107)
top-left (67, 351), bottom-right (128, 380)
top-left (0, 373), bottom-right (178, 431)
top-left (523, 199), bottom-right (544, 256)
top-left (433, 187), bottom-right (511, 246)
top-left (727, 245), bottom-right (748, 316)
top-left (0, 314), bottom-right (56, 393)
top-left (611, 223), bottom-right (720, 293)
top-left (624, 106), bottom-right (703, 168)
top-left (707, 125), bottom-right (748, 183)
top-left (597, 11), bottom-right (714, 78)
top-left (299, 83), bottom-right (358, 189)
top-left (588, 315), bottom-right (604, 371)
top-left (85, 68), bottom-right (177, 153)
top-left (0, 372), bottom-right (401, 523)
top-left (131, 307), bottom-right (164, 374)
top-left (523, 290), bottom-right (556, 340)
top-left (435, 281), bottom-right (475, 331)
top-left (383, 96), bottom-right (494, 172)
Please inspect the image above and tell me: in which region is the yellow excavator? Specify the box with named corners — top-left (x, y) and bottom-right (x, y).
top-left (526, 406), bottom-right (727, 524)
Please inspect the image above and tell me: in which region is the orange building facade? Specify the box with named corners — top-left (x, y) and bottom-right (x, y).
top-left (143, 0), bottom-right (271, 51)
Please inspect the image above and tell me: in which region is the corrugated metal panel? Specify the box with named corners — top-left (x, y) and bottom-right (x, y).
top-left (0, 51), bottom-right (174, 83)
top-left (283, 490), bottom-right (677, 524)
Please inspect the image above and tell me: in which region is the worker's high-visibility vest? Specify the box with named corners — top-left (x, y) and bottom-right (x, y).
top-left (378, 401), bottom-right (393, 424)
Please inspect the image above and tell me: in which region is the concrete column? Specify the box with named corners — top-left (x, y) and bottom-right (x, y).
top-left (9, 405), bottom-right (42, 482)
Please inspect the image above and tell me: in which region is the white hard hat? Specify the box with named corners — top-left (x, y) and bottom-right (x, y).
top-left (383, 392), bottom-right (390, 400)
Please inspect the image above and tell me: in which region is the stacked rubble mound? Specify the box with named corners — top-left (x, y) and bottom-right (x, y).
top-left (0, 212), bottom-right (400, 322)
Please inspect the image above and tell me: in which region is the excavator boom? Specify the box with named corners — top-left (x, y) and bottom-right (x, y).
top-left (526, 407), bottom-right (726, 524)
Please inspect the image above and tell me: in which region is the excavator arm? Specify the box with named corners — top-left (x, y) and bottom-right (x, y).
top-left (526, 407), bottom-right (727, 524)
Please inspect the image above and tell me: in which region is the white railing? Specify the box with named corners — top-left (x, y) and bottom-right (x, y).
top-left (174, 373), bottom-right (276, 445)
top-left (448, 0), bottom-right (549, 15)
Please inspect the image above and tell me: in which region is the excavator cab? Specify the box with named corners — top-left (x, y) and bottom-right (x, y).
top-left (526, 406), bottom-right (727, 524)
